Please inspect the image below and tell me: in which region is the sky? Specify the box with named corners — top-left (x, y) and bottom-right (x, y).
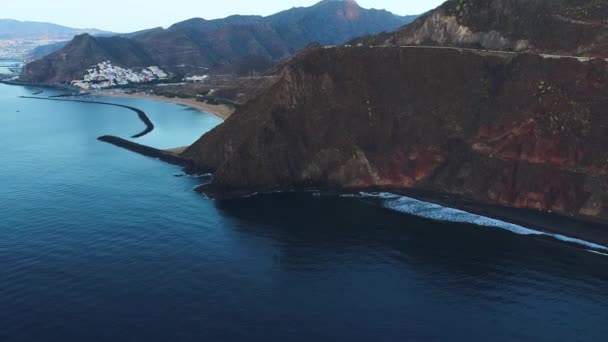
top-left (2, 0), bottom-right (446, 33)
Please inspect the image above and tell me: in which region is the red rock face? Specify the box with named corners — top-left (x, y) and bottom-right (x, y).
top-left (338, 0), bottom-right (361, 21)
top-left (182, 46), bottom-right (608, 222)
top-left (365, 146), bottom-right (445, 188)
top-left (475, 118), bottom-right (582, 167)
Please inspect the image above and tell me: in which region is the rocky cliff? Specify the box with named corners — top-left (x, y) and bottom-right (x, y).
top-left (358, 0), bottom-right (608, 55)
top-left (182, 46), bottom-right (608, 222)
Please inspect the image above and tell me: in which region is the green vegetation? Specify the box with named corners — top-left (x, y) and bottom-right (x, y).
top-left (454, 0), bottom-right (475, 18)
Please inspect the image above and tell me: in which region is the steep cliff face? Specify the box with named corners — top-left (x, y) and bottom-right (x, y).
top-left (183, 46), bottom-right (608, 222)
top-left (359, 0), bottom-right (608, 55)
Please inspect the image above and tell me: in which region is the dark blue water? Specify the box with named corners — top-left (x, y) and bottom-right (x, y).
top-left (1, 84), bottom-right (607, 342)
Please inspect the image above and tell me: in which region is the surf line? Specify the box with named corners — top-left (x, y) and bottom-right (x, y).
top-left (19, 96), bottom-right (154, 138)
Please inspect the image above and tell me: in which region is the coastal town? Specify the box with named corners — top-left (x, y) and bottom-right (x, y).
top-left (0, 60), bottom-right (23, 80)
top-left (71, 61), bottom-right (169, 89)
top-left (0, 39), bottom-right (63, 60)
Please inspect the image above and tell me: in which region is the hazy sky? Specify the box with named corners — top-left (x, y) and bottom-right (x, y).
top-left (3, 0), bottom-right (446, 32)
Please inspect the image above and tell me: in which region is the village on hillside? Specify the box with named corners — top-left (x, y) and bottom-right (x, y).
top-left (71, 61), bottom-right (169, 90)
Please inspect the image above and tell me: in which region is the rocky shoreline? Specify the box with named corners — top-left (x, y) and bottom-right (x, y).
top-left (181, 45), bottom-right (608, 247)
top-left (198, 182), bottom-right (608, 250)
top-left (11, 64), bottom-right (608, 250)
top-left (389, 189), bottom-right (608, 248)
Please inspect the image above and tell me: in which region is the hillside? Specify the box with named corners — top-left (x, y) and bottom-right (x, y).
top-left (0, 19), bottom-right (111, 40)
top-left (20, 0), bottom-right (416, 84)
top-left (27, 41), bottom-right (69, 61)
top-left (357, 0), bottom-right (608, 55)
top-left (182, 46), bottom-right (608, 224)
top-left (20, 34), bottom-right (153, 84)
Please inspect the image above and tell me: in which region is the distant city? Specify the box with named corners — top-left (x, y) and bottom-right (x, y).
top-left (0, 39), bottom-right (64, 60)
top-left (0, 59), bottom-right (23, 80)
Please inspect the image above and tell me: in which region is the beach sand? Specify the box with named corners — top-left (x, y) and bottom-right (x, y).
top-left (95, 91), bottom-right (234, 120)
top-left (165, 146), bottom-right (189, 154)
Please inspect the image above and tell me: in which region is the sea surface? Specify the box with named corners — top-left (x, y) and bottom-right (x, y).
top-left (0, 60), bottom-right (23, 76)
top-left (1, 84), bottom-right (607, 342)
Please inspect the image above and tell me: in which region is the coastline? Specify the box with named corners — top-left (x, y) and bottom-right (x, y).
top-left (166, 146), bottom-right (188, 154)
top-left (98, 136), bottom-right (193, 167)
top-left (197, 182), bottom-right (608, 250)
top-left (0, 79), bottom-right (75, 92)
top-left (10, 82), bottom-right (221, 154)
top-left (389, 189), bottom-right (608, 249)
top-left (12, 84), bottom-right (607, 250)
top-left (94, 91), bottom-right (234, 121)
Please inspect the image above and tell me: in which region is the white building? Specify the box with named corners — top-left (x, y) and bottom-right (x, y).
top-left (71, 61), bottom-right (169, 90)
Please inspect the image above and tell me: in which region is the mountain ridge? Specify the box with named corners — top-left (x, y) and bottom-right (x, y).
top-left (0, 19), bottom-right (112, 40)
top-left (20, 34), bottom-right (154, 84)
top-left (355, 0), bottom-right (608, 55)
top-left (20, 0), bottom-right (417, 84)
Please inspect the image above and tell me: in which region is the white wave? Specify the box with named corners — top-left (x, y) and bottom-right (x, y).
top-left (190, 173), bottom-right (213, 179)
top-left (587, 250), bottom-right (608, 257)
top-left (351, 192), bottom-right (608, 253)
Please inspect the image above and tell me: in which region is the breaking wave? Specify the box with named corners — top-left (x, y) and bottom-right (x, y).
top-left (350, 192), bottom-right (608, 253)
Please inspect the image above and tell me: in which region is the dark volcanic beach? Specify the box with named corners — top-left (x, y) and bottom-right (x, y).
top-left (389, 189), bottom-right (608, 249)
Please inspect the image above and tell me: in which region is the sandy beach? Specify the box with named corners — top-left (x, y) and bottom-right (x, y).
top-left (165, 146), bottom-right (189, 154)
top-left (95, 91), bottom-right (234, 120)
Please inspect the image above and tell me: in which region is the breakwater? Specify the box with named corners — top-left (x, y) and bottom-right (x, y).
top-left (19, 94), bottom-right (198, 170)
top-left (19, 96), bottom-right (154, 138)
top-left (98, 135), bottom-right (193, 167)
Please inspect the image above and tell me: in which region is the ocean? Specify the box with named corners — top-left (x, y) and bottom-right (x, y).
top-left (1, 83), bottom-right (607, 341)
top-left (0, 60), bottom-right (23, 76)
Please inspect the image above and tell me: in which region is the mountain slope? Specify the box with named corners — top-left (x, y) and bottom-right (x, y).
top-left (130, 0), bottom-right (416, 66)
top-left (358, 0), bottom-right (608, 55)
top-left (266, 0), bottom-right (414, 47)
top-left (20, 34), bottom-right (153, 84)
top-left (27, 41), bottom-right (69, 61)
top-left (0, 19), bottom-right (111, 40)
top-left (20, 0), bottom-right (417, 84)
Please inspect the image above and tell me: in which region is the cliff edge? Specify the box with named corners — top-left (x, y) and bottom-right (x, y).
top-left (183, 46), bottom-right (608, 223)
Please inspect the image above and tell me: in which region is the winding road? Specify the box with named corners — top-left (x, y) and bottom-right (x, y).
top-left (332, 44), bottom-right (608, 63)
